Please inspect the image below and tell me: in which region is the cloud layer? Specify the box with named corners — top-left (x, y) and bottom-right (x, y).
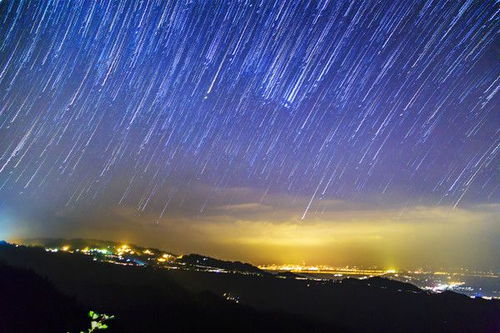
top-left (4, 186), bottom-right (498, 270)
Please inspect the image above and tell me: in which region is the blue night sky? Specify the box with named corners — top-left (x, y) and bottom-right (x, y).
top-left (0, 0), bottom-right (498, 269)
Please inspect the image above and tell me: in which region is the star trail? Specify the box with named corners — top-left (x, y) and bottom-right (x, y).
top-left (0, 0), bottom-right (499, 267)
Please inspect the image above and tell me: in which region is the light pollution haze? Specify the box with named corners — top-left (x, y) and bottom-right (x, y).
top-left (0, 0), bottom-right (499, 270)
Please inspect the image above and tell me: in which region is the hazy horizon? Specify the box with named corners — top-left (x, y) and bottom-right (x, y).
top-left (0, 1), bottom-right (498, 273)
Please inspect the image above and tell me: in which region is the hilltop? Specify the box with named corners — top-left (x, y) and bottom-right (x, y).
top-left (19, 238), bottom-right (267, 275)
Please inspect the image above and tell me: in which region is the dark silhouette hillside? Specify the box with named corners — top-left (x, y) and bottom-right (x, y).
top-left (0, 262), bottom-right (87, 333)
top-left (0, 242), bottom-right (498, 332)
top-left (164, 268), bottom-right (500, 332)
top-left (178, 253), bottom-right (268, 274)
top-left (0, 243), bottom-right (339, 333)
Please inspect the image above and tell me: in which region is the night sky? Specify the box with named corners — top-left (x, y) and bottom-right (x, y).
top-left (0, 0), bottom-right (499, 269)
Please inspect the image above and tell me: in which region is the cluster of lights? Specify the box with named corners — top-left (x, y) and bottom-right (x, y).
top-left (424, 281), bottom-right (465, 293)
top-left (116, 245), bottom-right (135, 256)
top-left (37, 243), bottom-right (498, 300)
top-left (259, 264), bottom-right (399, 276)
top-left (157, 253), bottom-right (176, 263)
top-left (41, 243), bottom-right (183, 269)
top-left (223, 292), bottom-right (240, 304)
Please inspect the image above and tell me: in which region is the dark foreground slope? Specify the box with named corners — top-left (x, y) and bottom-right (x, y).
top-left (0, 243), bottom-right (338, 333)
top-left (164, 269), bottom-right (500, 332)
top-left (0, 243), bottom-right (498, 333)
top-left (0, 263), bottom-right (87, 332)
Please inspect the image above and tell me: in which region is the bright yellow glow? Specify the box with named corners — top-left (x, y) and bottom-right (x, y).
top-left (62, 245), bottom-right (70, 251)
top-left (38, 198), bottom-right (498, 270)
top-left (259, 264), bottom-right (390, 275)
top-left (162, 253), bottom-right (174, 260)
